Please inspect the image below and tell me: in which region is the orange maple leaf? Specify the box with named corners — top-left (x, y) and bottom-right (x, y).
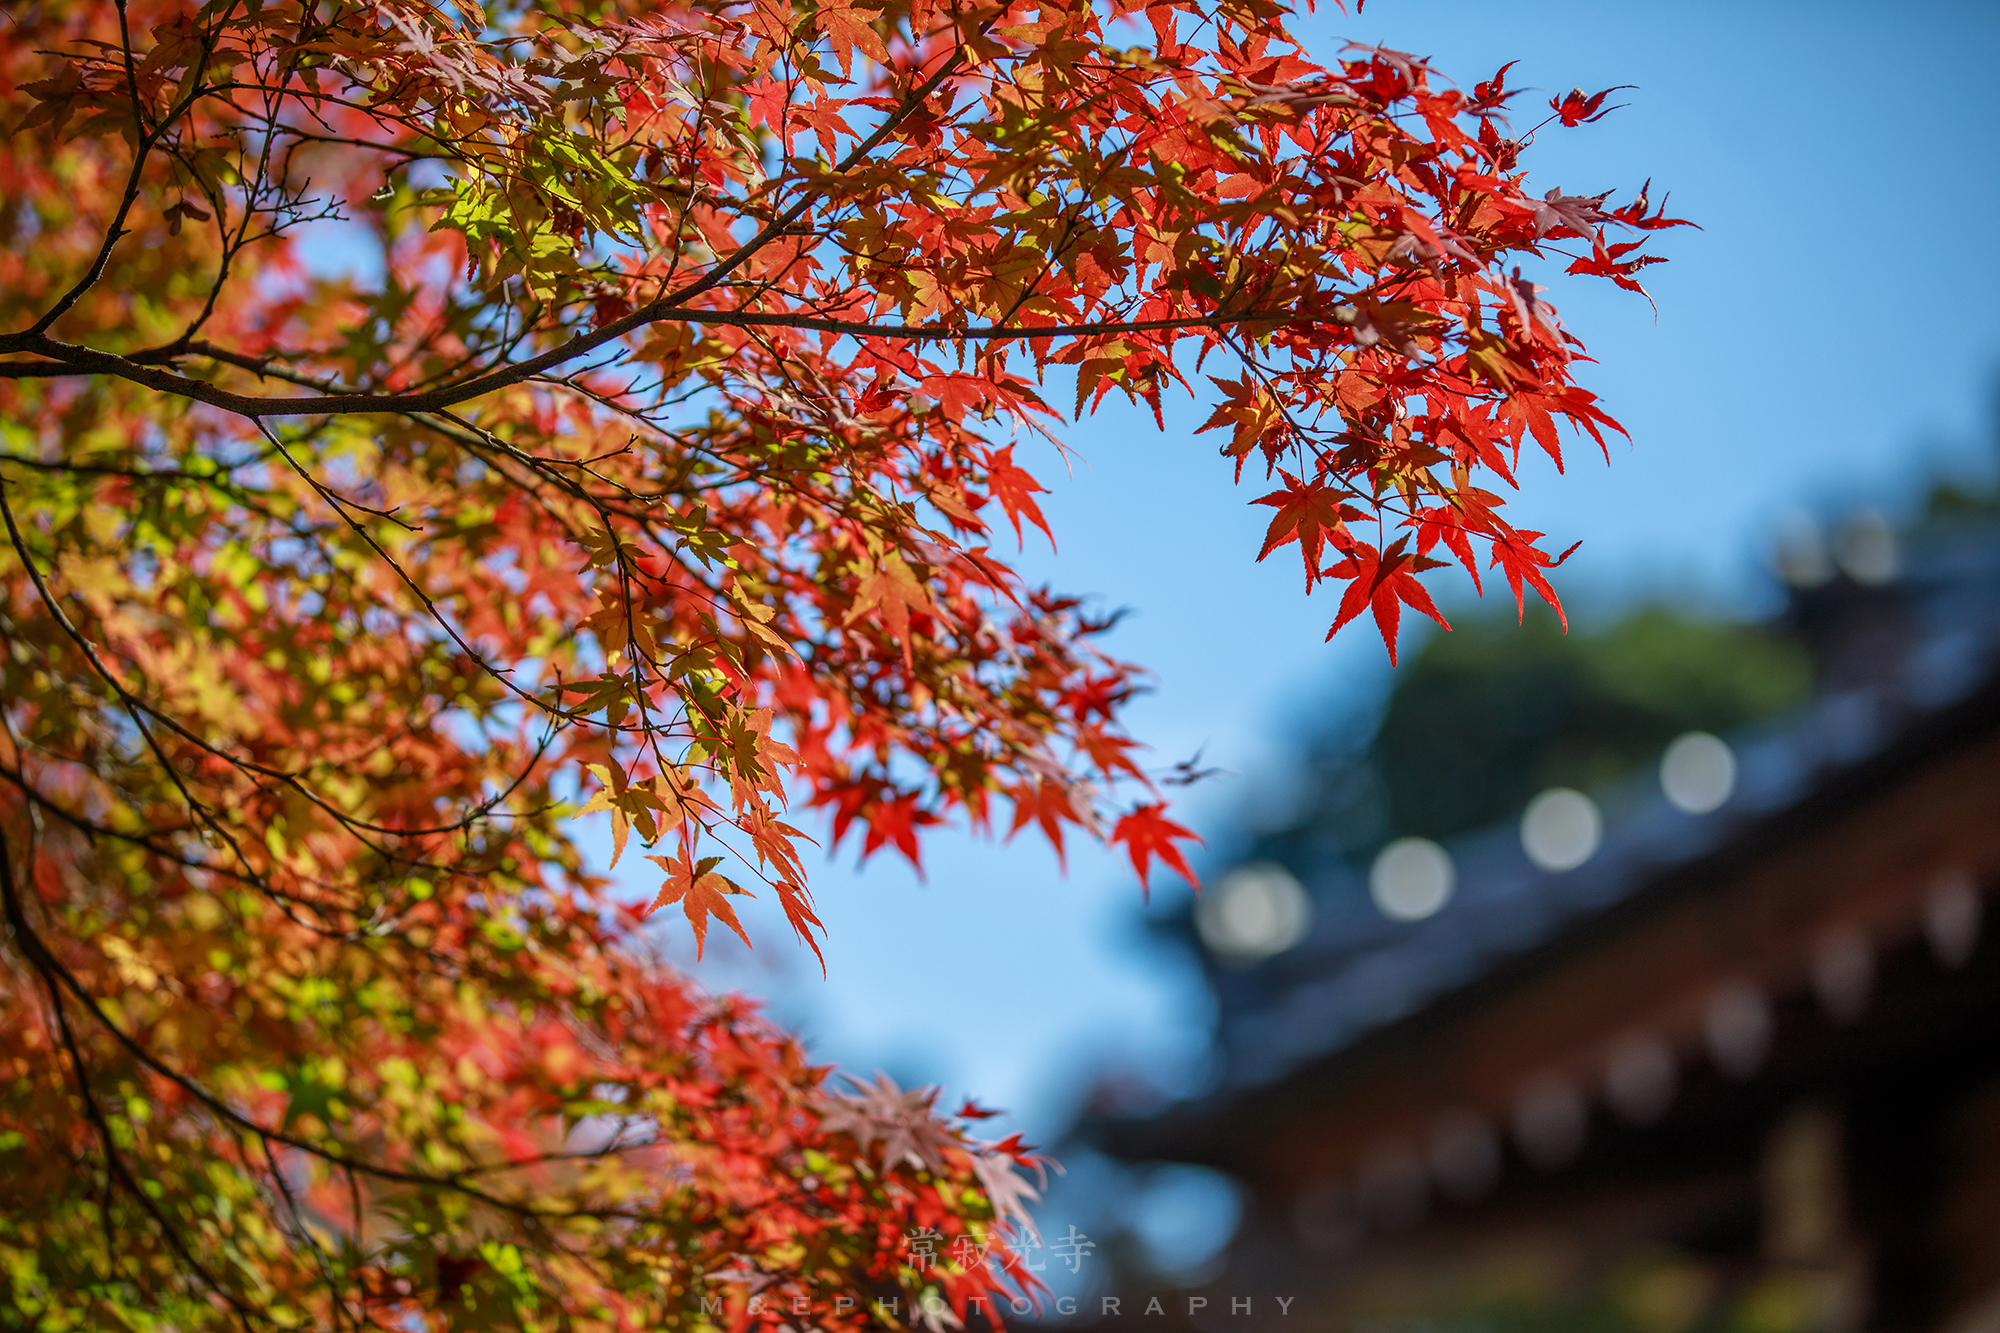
top-left (847, 552), bottom-right (932, 667)
top-left (645, 852), bottom-right (754, 959)
top-left (814, 0), bottom-right (887, 78)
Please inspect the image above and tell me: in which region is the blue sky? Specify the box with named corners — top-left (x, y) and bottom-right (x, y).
top-left (618, 0), bottom-right (2000, 1158)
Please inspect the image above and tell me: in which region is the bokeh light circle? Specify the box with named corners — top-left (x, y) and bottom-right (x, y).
top-left (1196, 861), bottom-right (1311, 961)
top-left (1661, 731), bottom-right (1736, 814)
top-left (1369, 837), bottom-right (1455, 922)
top-left (1521, 788), bottom-right (1602, 872)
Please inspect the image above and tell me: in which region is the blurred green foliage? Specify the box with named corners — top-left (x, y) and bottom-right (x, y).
top-left (1254, 605), bottom-right (1813, 869)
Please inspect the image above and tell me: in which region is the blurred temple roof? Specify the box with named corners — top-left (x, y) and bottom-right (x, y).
top-left (1102, 509), bottom-right (2000, 1124)
top-left (1077, 509), bottom-right (2000, 1333)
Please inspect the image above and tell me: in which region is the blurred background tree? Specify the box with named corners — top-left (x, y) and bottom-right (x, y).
top-left (1246, 605), bottom-right (1814, 879)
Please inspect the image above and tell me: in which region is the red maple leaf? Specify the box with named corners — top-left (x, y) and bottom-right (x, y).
top-left (985, 446), bottom-right (1055, 550)
top-left (1006, 778), bottom-right (1081, 870)
top-left (1322, 538), bottom-right (1452, 666)
top-left (856, 379), bottom-right (896, 414)
top-left (859, 788), bottom-right (941, 874)
top-left (1253, 470), bottom-right (1363, 590)
top-left (1111, 803), bottom-right (1202, 897)
top-left (1549, 85), bottom-right (1632, 127)
top-left (1469, 60), bottom-right (1520, 112)
top-left (1488, 529), bottom-right (1582, 628)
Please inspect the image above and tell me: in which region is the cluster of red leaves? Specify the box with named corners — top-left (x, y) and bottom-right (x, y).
top-left (0, 0), bottom-right (1675, 1322)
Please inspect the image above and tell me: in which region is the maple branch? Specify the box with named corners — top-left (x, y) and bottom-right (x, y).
top-left (0, 304), bottom-right (1290, 416)
top-left (19, 8), bottom-right (230, 339)
top-left (0, 759), bottom-right (251, 881)
top-left (2, 25), bottom-right (983, 416)
top-left (656, 306), bottom-right (1291, 343)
